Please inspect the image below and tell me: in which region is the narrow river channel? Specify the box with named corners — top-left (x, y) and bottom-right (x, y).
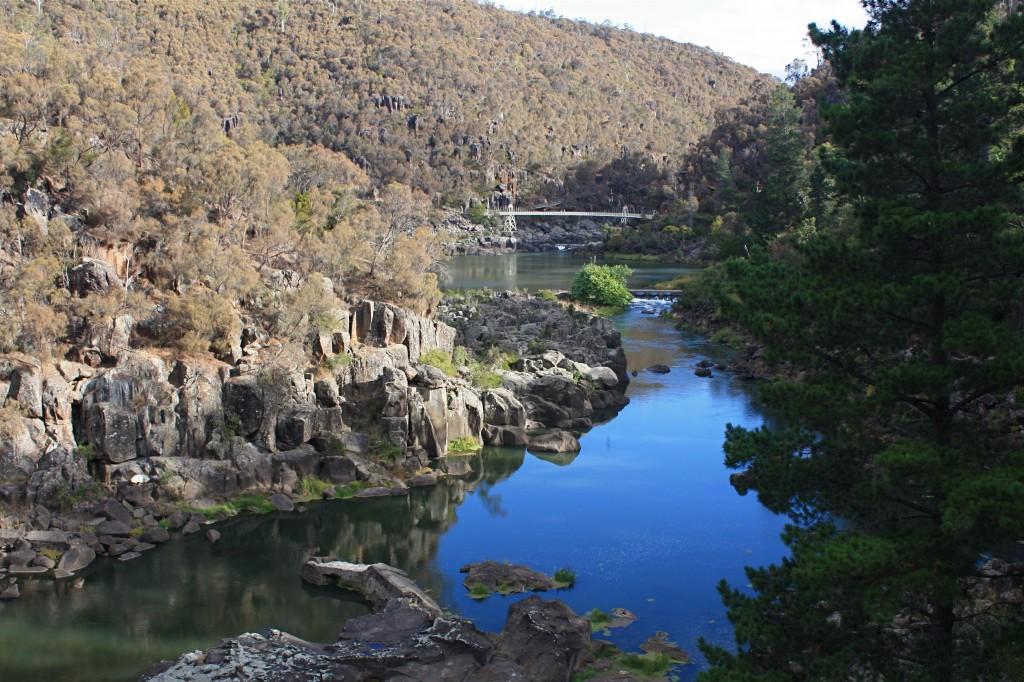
top-left (0, 253), bottom-right (788, 681)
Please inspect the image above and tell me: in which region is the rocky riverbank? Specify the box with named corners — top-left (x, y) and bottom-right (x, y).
top-left (143, 558), bottom-right (683, 681)
top-left (0, 287), bottom-right (629, 596)
top-left (440, 209), bottom-right (606, 255)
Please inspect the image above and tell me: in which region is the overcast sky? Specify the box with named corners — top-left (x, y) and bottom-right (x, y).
top-left (496, 0), bottom-right (869, 77)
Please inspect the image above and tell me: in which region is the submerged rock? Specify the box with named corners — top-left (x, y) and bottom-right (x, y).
top-left (646, 364), bottom-right (671, 374)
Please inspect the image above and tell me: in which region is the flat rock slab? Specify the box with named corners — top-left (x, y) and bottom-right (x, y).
top-left (460, 561), bottom-right (556, 596)
top-left (25, 529), bottom-right (71, 550)
top-left (301, 559), bottom-right (441, 616)
top-left (8, 565), bottom-right (49, 576)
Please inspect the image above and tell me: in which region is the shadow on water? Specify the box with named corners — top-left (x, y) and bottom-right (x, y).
top-left (0, 254), bottom-right (787, 682)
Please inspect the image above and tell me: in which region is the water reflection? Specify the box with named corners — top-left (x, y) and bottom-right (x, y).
top-left (442, 252), bottom-right (697, 292)
top-left (0, 451), bottom-right (527, 682)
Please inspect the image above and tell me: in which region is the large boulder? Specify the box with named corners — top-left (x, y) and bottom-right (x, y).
top-left (528, 430), bottom-right (581, 454)
top-left (495, 596), bottom-right (591, 682)
top-left (526, 374), bottom-right (591, 418)
top-left (482, 388), bottom-right (527, 427)
top-left (69, 258), bottom-right (122, 297)
top-left (26, 448), bottom-right (94, 508)
top-left (583, 365), bottom-right (619, 388)
top-left (3, 358), bottom-right (44, 418)
top-left (483, 425), bottom-right (529, 447)
top-left (57, 545), bottom-right (96, 574)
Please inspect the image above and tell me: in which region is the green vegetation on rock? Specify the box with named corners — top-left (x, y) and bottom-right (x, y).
top-left (553, 567), bottom-right (577, 588)
top-left (448, 437), bottom-right (482, 455)
top-left (187, 494), bottom-right (276, 521)
top-left (297, 477), bottom-right (333, 500)
top-left (467, 583), bottom-right (492, 600)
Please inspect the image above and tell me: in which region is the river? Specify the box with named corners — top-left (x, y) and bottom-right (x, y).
top-left (0, 252), bottom-right (787, 681)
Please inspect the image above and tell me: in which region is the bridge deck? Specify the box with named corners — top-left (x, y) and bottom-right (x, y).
top-left (493, 210), bottom-right (654, 219)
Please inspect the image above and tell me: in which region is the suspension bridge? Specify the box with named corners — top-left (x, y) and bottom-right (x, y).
top-left (486, 206), bottom-right (655, 231)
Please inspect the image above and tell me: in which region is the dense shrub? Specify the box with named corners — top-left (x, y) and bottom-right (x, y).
top-left (570, 264), bottom-right (633, 308)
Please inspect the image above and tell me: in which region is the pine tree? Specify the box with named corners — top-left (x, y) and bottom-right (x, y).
top-left (701, 2), bottom-right (1024, 679)
top-left (747, 85), bottom-right (809, 241)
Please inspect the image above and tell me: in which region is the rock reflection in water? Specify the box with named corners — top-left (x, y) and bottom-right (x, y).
top-left (0, 448), bottom-right (527, 682)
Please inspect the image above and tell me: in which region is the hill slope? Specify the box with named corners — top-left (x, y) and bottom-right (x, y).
top-left (14, 0), bottom-right (769, 207)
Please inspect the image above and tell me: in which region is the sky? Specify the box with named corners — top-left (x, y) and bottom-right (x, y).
top-left (496, 0), bottom-right (869, 77)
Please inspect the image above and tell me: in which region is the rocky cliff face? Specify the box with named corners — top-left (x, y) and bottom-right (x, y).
top-left (0, 284), bottom-right (630, 588)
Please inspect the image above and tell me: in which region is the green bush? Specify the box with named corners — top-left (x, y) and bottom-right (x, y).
top-left (570, 263), bottom-right (633, 308)
top-left (452, 346), bottom-right (472, 367)
top-left (419, 349), bottom-right (456, 375)
top-left (536, 288), bottom-right (558, 302)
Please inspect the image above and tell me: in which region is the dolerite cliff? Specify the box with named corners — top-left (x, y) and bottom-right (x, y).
top-left (439, 291), bottom-right (630, 449)
top-left (0, 284), bottom-right (629, 584)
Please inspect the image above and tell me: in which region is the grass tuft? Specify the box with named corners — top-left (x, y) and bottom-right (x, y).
top-left (297, 476), bottom-right (333, 499)
top-left (467, 583), bottom-right (492, 599)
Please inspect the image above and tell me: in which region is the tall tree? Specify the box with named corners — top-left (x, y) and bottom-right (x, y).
top-left (747, 85), bottom-right (809, 241)
top-left (701, 2), bottom-right (1024, 680)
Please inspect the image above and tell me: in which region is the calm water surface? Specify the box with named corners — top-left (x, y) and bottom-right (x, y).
top-left (0, 253), bottom-right (787, 681)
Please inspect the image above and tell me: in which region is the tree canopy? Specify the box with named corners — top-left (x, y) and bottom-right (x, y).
top-left (701, 1), bottom-right (1024, 679)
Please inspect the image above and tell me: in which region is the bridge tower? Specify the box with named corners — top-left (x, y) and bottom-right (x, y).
top-left (620, 206), bottom-right (629, 225)
top-left (503, 203), bottom-right (517, 233)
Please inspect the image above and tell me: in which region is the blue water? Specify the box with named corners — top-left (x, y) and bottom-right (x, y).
top-left (435, 307), bottom-right (787, 677)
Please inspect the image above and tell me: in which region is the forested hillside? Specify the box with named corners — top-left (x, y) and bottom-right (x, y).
top-left (2, 0), bottom-right (767, 209)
